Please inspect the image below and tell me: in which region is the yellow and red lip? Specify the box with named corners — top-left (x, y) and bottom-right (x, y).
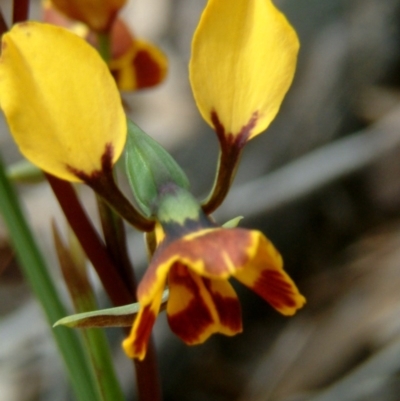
top-left (123, 227), bottom-right (306, 360)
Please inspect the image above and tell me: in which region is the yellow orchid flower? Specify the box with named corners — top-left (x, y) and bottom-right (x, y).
top-left (0, 22), bottom-right (126, 183)
top-left (109, 38), bottom-right (168, 91)
top-left (120, 0), bottom-right (303, 360)
top-left (122, 189), bottom-right (305, 360)
top-left (190, 0), bottom-right (299, 143)
top-left (0, 0), bottom-right (304, 365)
top-left (50, 0), bottom-right (127, 33)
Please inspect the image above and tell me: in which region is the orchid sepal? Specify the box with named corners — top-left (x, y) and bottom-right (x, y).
top-left (125, 120), bottom-right (190, 217)
top-left (0, 22), bottom-right (126, 183)
top-left (54, 290), bottom-right (169, 329)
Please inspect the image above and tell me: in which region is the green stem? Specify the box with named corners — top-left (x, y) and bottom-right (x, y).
top-left (0, 154), bottom-right (101, 401)
top-left (97, 32), bottom-right (112, 63)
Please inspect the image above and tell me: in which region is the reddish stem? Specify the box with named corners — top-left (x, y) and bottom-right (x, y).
top-left (46, 174), bottom-right (132, 306)
top-left (0, 9), bottom-right (8, 35)
top-left (12, 0), bottom-right (30, 23)
top-left (201, 146), bottom-right (242, 215)
top-left (46, 174), bottom-right (162, 401)
top-left (96, 196), bottom-right (136, 297)
top-left (201, 111), bottom-right (257, 215)
top-left (134, 339), bottom-right (162, 401)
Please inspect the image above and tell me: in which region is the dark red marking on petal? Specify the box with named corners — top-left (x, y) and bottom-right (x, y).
top-left (253, 269), bottom-right (297, 310)
top-left (203, 279), bottom-right (242, 332)
top-left (66, 142), bottom-right (114, 183)
top-left (132, 304), bottom-right (157, 357)
top-left (205, 112), bottom-right (258, 214)
top-left (210, 110), bottom-right (258, 150)
top-left (168, 264), bottom-right (214, 343)
top-left (110, 68), bottom-right (121, 85)
top-left (210, 110), bottom-right (226, 143)
top-left (100, 143), bottom-right (114, 172)
top-left (133, 49), bottom-right (163, 89)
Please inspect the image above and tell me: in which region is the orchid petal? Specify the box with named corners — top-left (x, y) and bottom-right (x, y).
top-left (122, 288), bottom-right (164, 360)
top-left (190, 0), bottom-right (299, 142)
top-left (109, 39), bottom-right (167, 91)
top-left (167, 264), bottom-right (242, 344)
top-left (234, 232), bottom-right (306, 315)
top-left (203, 278), bottom-right (242, 336)
top-left (0, 22), bottom-right (126, 182)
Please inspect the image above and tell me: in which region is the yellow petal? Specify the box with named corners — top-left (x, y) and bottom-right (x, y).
top-left (122, 287), bottom-right (163, 360)
top-left (190, 0), bottom-right (299, 141)
top-left (137, 241), bottom-right (176, 306)
top-left (0, 22), bottom-right (126, 182)
top-left (139, 226), bottom-right (305, 328)
top-left (234, 231), bottom-right (306, 316)
top-left (50, 0), bottom-right (126, 32)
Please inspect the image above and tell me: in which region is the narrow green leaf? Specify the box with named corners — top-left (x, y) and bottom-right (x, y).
top-left (53, 223), bottom-right (126, 401)
top-left (0, 154), bottom-right (101, 401)
top-left (222, 216), bottom-right (243, 228)
top-left (7, 159), bottom-right (44, 183)
top-left (54, 289), bottom-right (169, 328)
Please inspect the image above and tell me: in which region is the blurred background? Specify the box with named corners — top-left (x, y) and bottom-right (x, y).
top-left (2, 0), bottom-right (400, 400)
